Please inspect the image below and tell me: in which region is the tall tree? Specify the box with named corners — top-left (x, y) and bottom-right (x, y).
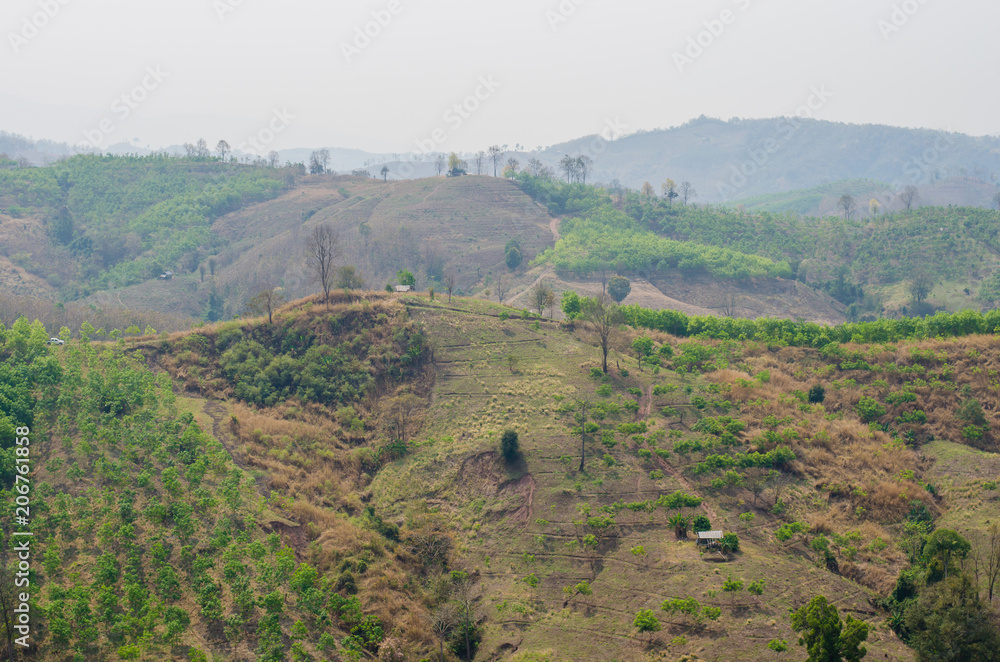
top-left (444, 270), bottom-right (456, 303)
top-left (304, 223), bottom-right (341, 307)
top-left (904, 575), bottom-right (1000, 662)
top-left (195, 138), bottom-right (210, 157)
top-left (909, 270), bottom-right (934, 304)
top-left (641, 181), bottom-right (654, 198)
top-left (575, 155), bottom-right (593, 184)
top-left (435, 153), bottom-right (447, 176)
top-left (662, 178), bottom-right (678, 205)
top-left (559, 154), bottom-right (578, 183)
top-left (679, 181), bottom-right (696, 206)
top-left (246, 287), bottom-right (286, 324)
top-left (473, 151), bottom-right (486, 175)
top-left (838, 194), bottom-right (857, 220)
top-left (923, 529), bottom-right (970, 579)
top-left (494, 272), bottom-right (510, 304)
top-left (582, 296), bottom-right (623, 374)
top-left (503, 157), bottom-right (520, 179)
top-left (530, 282), bottom-right (552, 316)
top-left (488, 145), bottom-right (505, 177)
top-left (268, 150), bottom-right (280, 168)
top-left (216, 139), bottom-right (230, 161)
top-left (899, 185), bottom-right (920, 211)
top-left (380, 165), bottom-right (390, 180)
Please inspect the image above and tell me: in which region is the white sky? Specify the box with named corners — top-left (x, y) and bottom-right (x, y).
top-left (1, 0), bottom-right (996, 154)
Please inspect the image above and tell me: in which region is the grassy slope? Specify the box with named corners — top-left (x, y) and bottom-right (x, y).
top-left (372, 295), bottom-right (946, 661)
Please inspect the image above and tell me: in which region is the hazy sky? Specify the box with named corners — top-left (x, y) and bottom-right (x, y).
top-left (1, 0), bottom-right (997, 154)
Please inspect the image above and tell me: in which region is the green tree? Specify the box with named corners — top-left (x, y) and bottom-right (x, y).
top-left (396, 270), bottom-right (416, 288)
top-left (631, 335), bottom-right (654, 371)
top-left (904, 575), bottom-right (1000, 662)
top-left (561, 290), bottom-right (582, 319)
top-left (633, 608), bottom-right (661, 641)
top-left (790, 595), bottom-right (869, 662)
top-left (909, 270), bottom-right (934, 304)
top-left (923, 529), bottom-right (971, 579)
top-left (505, 246), bottom-right (522, 271)
top-left (335, 265), bottom-right (366, 290)
top-left (500, 429), bottom-right (520, 462)
top-left (607, 275), bottom-right (631, 303)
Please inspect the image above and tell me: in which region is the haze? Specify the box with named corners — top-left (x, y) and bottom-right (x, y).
top-left (1, 0), bottom-right (997, 154)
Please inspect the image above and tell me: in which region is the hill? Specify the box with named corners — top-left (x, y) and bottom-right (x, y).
top-left (6, 293), bottom-right (1000, 659)
top-left (537, 116), bottom-right (1000, 203)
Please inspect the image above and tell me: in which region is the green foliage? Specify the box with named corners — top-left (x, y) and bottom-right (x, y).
top-left (790, 595), bottom-right (869, 662)
top-left (904, 575), bottom-right (1000, 661)
top-left (692, 515), bottom-right (711, 533)
top-left (633, 609), bottom-right (661, 637)
top-left (608, 275), bottom-right (632, 303)
top-left (768, 639), bottom-right (789, 652)
top-left (854, 397), bottom-right (886, 422)
top-left (720, 533), bottom-right (740, 553)
top-left (655, 491), bottom-right (703, 509)
top-left (922, 529), bottom-right (970, 578)
top-left (500, 429), bottom-right (520, 462)
top-left (722, 575), bottom-right (744, 593)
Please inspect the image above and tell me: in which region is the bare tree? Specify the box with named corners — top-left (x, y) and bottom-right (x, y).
top-left (216, 139), bottom-right (230, 161)
top-left (559, 154), bottom-right (579, 183)
top-left (545, 290), bottom-right (556, 318)
top-left (495, 272), bottom-right (511, 305)
top-left (565, 400), bottom-right (593, 472)
top-left (680, 181), bottom-right (697, 206)
top-left (430, 605), bottom-right (457, 662)
top-left (304, 223), bottom-right (342, 306)
top-left (309, 149), bottom-right (330, 174)
top-left (382, 393), bottom-right (424, 443)
top-left (444, 270), bottom-right (456, 303)
top-left (838, 194), bottom-right (857, 220)
top-left (434, 153), bottom-right (447, 176)
top-left (198, 263), bottom-right (207, 282)
top-left (473, 151), bottom-right (485, 175)
top-left (582, 296), bottom-right (623, 374)
top-left (575, 155), bottom-right (593, 184)
top-left (246, 287), bottom-right (287, 324)
top-left (899, 185), bottom-right (920, 211)
top-left (530, 282), bottom-right (552, 316)
top-left (196, 138), bottom-right (210, 157)
top-left (268, 150), bottom-right (280, 168)
top-left (488, 145), bottom-right (505, 177)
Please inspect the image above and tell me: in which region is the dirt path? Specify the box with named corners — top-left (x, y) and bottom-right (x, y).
top-left (508, 267), bottom-right (554, 308)
top-left (549, 215), bottom-right (561, 241)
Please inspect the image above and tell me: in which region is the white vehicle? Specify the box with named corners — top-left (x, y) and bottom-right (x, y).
top-left (47, 337), bottom-right (65, 345)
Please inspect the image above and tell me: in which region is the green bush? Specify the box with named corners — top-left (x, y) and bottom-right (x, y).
top-left (500, 429), bottom-right (520, 462)
top-left (855, 397), bottom-right (886, 422)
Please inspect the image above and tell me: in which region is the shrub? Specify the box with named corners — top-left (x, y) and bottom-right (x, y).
top-left (767, 639), bottom-right (788, 652)
top-left (855, 397), bottom-right (886, 422)
top-left (720, 533), bottom-right (740, 553)
top-left (500, 430), bottom-right (521, 462)
top-left (692, 515), bottom-right (711, 533)
top-left (808, 384), bottom-right (825, 403)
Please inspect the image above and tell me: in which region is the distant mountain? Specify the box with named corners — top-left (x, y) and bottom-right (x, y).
top-left (535, 116), bottom-right (1000, 203)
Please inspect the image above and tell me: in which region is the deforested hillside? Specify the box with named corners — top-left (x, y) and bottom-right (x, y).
top-left (5, 292), bottom-right (1000, 660)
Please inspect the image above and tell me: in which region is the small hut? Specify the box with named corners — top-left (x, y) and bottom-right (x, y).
top-left (697, 531), bottom-right (724, 548)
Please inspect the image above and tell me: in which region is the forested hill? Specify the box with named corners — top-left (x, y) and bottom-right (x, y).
top-left (519, 173), bottom-right (1000, 320)
top-left (540, 116), bottom-right (1000, 202)
top-left (0, 154), bottom-right (293, 301)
